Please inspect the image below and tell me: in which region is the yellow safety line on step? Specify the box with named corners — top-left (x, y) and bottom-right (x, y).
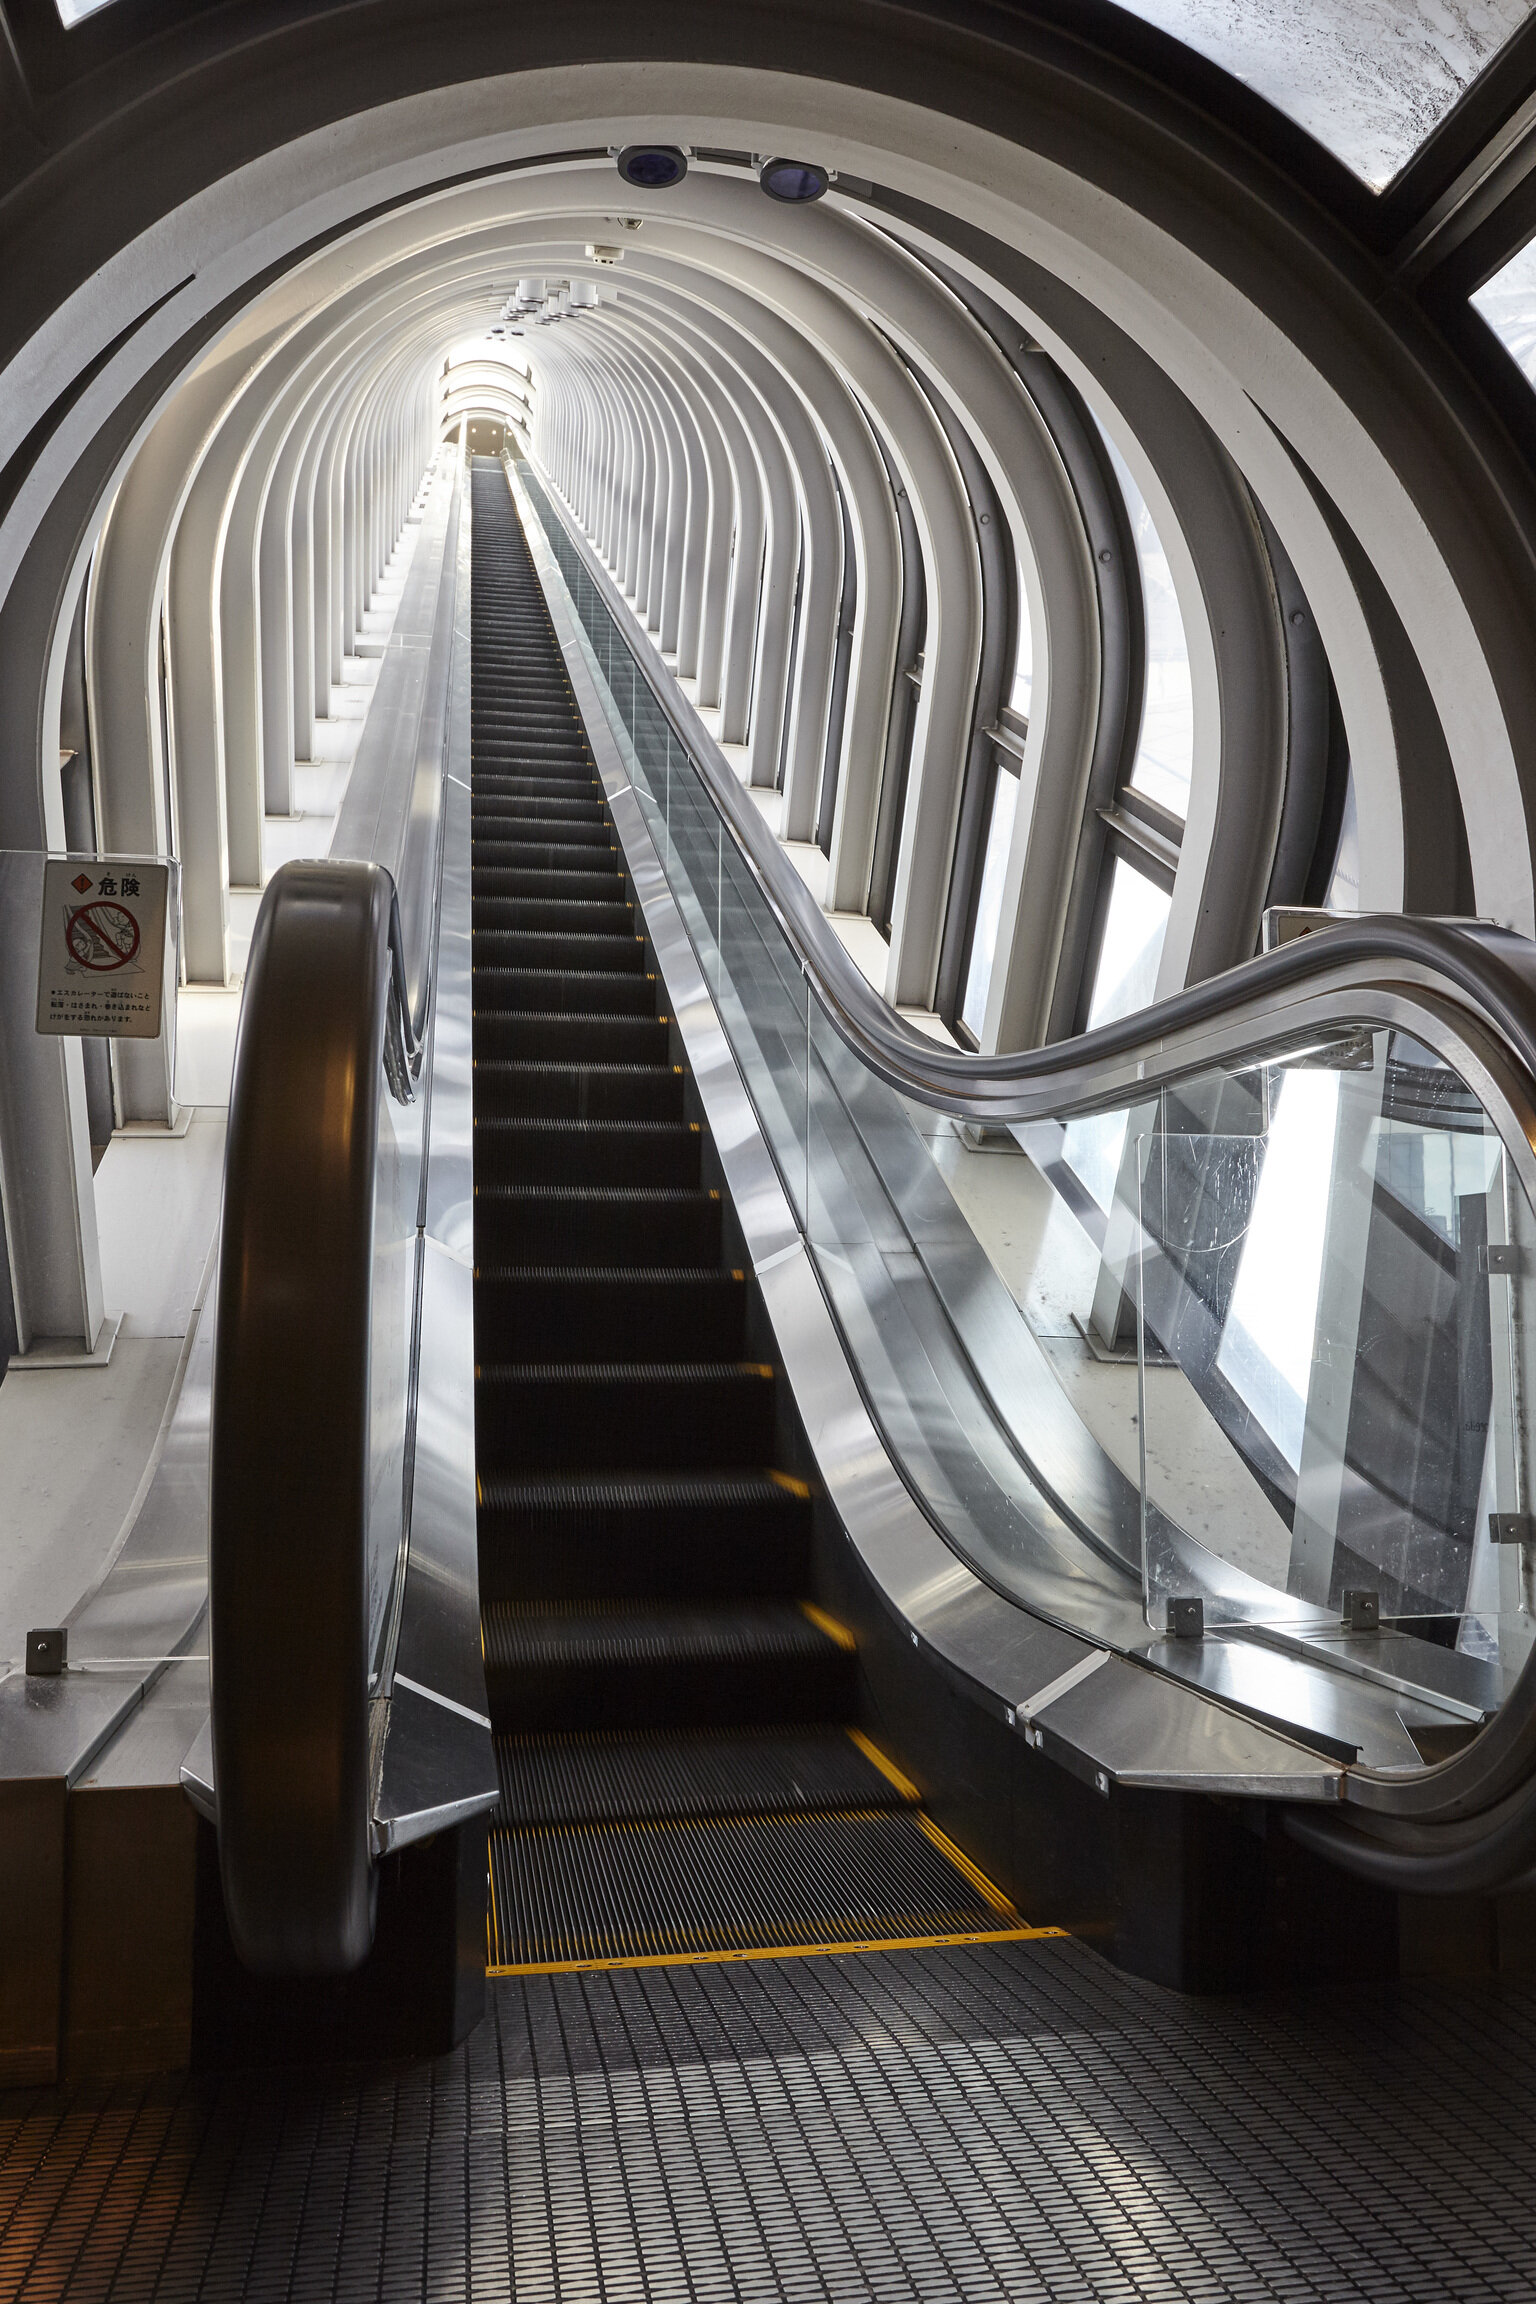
top-left (846, 1728), bottom-right (921, 1804)
top-left (487, 1925), bottom-right (1067, 1979)
top-left (913, 1812), bottom-right (1020, 1917)
top-left (769, 1471), bottom-right (812, 1499)
top-left (799, 1601), bottom-right (857, 1652)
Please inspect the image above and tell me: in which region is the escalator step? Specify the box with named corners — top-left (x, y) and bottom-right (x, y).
top-left (473, 935), bottom-right (647, 975)
top-left (474, 1183), bottom-right (720, 1264)
top-left (472, 839), bottom-right (617, 869)
top-left (472, 896), bottom-right (634, 933)
top-left (473, 869), bottom-right (626, 902)
top-left (474, 1264), bottom-right (741, 1359)
top-left (493, 1725), bottom-right (911, 1825)
top-left (474, 1013), bottom-right (670, 1062)
top-left (475, 1359), bottom-right (776, 1470)
top-left (465, 463), bottom-right (1018, 1978)
top-left (473, 966), bottom-right (656, 1012)
top-left (486, 1805), bottom-right (1013, 1968)
top-left (472, 716), bottom-right (584, 733)
top-left (474, 1116), bottom-right (700, 1188)
top-left (476, 1464), bottom-right (807, 1596)
top-left (471, 762), bottom-right (587, 776)
top-left (480, 1599), bottom-right (856, 1729)
top-left (472, 732), bottom-right (587, 750)
top-left (473, 1060), bottom-right (684, 1121)
top-left (473, 783), bottom-right (601, 809)
top-left (473, 700), bottom-right (581, 718)
top-left (474, 869), bottom-right (625, 903)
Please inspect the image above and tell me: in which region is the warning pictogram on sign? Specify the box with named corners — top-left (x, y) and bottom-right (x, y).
top-left (35, 858), bottom-right (170, 1040)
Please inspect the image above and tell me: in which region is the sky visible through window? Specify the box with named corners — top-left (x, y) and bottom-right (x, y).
top-left (1062, 860), bottom-right (1173, 1210)
top-left (1473, 234), bottom-right (1536, 379)
top-left (1009, 548), bottom-right (1034, 722)
top-left (1099, 434), bottom-right (1194, 823)
top-left (960, 765), bottom-right (1020, 1040)
top-left (1216, 1066), bottom-right (1341, 1470)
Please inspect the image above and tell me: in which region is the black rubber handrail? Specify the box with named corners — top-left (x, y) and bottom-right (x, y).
top-left (211, 859), bottom-right (396, 1974)
top-left (209, 463), bottom-right (461, 1975)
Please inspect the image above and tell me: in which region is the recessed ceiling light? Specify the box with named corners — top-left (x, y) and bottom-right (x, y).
top-left (615, 146), bottom-right (688, 191)
top-left (758, 157), bottom-right (829, 204)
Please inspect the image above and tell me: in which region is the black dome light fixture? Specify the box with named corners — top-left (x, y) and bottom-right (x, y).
top-left (758, 157), bottom-right (830, 204)
top-left (615, 145), bottom-right (689, 191)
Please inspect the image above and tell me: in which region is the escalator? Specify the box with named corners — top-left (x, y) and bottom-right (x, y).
top-left (466, 461), bottom-right (1032, 1968)
top-left (194, 446), bottom-right (1536, 2050)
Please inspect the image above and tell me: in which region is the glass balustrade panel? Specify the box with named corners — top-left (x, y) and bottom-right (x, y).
top-left (1125, 1028), bottom-right (1531, 1729)
top-left (519, 467), bottom-right (1536, 1751)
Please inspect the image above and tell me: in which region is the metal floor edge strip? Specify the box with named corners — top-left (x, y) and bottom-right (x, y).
top-left (486, 1925), bottom-right (1069, 1978)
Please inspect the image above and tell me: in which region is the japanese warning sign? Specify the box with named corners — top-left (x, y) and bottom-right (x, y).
top-left (35, 859), bottom-right (171, 1040)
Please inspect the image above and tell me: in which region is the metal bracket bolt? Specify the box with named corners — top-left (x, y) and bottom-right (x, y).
top-left (26, 1627), bottom-right (66, 1677)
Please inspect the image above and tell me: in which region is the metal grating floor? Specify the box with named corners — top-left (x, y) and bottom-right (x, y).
top-left (6, 1936), bottom-right (1536, 2300)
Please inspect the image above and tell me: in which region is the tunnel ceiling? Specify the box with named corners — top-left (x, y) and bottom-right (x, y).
top-left (4, 3), bottom-right (1536, 955)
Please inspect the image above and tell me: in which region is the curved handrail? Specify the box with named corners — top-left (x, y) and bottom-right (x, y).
top-left (209, 451), bottom-right (468, 1974)
top-left (210, 860), bottom-right (396, 1974)
top-left (526, 466), bottom-right (1536, 1138)
top-left (524, 462), bottom-right (1536, 1896)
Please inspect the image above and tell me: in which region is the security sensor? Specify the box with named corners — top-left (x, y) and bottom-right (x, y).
top-left (615, 145), bottom-right (688, 190)
top-left (758, 157), bottom-right (829, 203)
top-left (586, 244), bottom-right (626, 266)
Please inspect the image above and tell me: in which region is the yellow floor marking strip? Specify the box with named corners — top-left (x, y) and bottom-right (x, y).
top-left (913, 1812), bottom-right (1021, 1917)
top-left (487, 1925), bottom-right (1067, 1979)
top-left (769, 1471), bottom-right (812, 1498)
top-left (846, 1727), bottom-right (922, 1803)
top-left (799, 1600), bottom-right (857, 1651)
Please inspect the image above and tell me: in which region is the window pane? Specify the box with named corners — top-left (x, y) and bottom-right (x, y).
top-left (1326, 768), bottom-right (1361, 912)
top-left (1102, 436), bottom-right (1194, 821)
top-left (959, 766), bottom-right (1020, 1040)
top-left (1111, 1), bottom-right (1535, 188)
top-left (1009, 550), bottom-right (1033, 721)
top-left (1087, 856), bottom-right (1171, 1032)
top-left (1473, 235), bottom-right (1536, 383)
top-left (1216, 1066), bottom-right (1343, 1469)
top-left (1062, 859), bottom-right (1172, 1209)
